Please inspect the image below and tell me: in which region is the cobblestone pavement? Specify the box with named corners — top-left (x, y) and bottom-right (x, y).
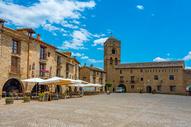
top-left (0, 93), bottom-right (191, 127)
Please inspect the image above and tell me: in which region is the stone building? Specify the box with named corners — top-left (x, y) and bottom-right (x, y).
top-left (0, 19), bottom-right (80, 96)
top-left (104, 36), bottom-right (191, 94)
top-left (80, 65), bottom-right (106, 85)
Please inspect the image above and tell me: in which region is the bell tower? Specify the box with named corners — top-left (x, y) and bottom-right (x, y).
top-left (104, 36), bottom-right (121, 84)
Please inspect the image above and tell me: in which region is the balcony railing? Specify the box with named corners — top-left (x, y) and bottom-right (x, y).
top-left (40, 54), bottom-right (47, 61)
top-left (10, 65), bottom-right (20, 74)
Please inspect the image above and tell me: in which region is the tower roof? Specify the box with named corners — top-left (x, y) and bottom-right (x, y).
top-left (104, 36), bottom-right (120, 45)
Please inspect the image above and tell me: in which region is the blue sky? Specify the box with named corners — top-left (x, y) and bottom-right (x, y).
top-left (0, 0), bottom-right (191, 69)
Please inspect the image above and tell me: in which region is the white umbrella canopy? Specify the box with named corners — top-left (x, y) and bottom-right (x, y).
top-left (71, 83), bottom-right (103, 87)
top-left (40, 77), bottom-right (80, 85)
top-left (74, 80), bottom-right (88, 84)
top-left (22, 78), bottom-right (45, 83)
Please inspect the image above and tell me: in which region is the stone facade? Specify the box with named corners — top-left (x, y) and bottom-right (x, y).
top-left (80, 66), bottom-right (106, 85)
top-left (0, 21), bottom-right (80, 96)
top-left (104, 37), bottom-right (191, 94)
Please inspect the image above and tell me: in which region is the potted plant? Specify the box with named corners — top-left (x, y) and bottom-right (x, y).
top-left (5, 92), bottom-right (14, 104)
top-left (5, 97), bottom-right (14, 104)
top-left (23, 96), bottom-right (30, 103)
top-left (38, 92), bottom-right (45, 101)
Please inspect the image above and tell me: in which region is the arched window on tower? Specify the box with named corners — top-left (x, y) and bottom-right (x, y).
top-left (110, 57), bottom-right (113, 65)
top-left (112, 48), bottom-right (116, 54)
top-left (115, 58), bottom-right (118, 65)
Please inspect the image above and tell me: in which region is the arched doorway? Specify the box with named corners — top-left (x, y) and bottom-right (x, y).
top-left (31, 84), bottom-right (49, 95)
top-left (2, 78), bottom-right (23, 97)
top-left (117, 84), bottom-right (126, 93)
top-left (55, 85), bottom-right (62, 94)
top-left (146, 86), bottom-right (152, 93)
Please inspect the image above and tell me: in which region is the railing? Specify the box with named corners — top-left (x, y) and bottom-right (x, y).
top-left (40, 54), bottom-right (47, 60)
top-left (10, 65), bottom-right (20, 74)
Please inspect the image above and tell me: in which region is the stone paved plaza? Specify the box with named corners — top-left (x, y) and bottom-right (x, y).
top-left (0, 93), bottom-right (191, 127)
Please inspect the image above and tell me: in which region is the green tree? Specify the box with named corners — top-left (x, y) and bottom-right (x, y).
top-left (105, 83), bottom-right (112, 92)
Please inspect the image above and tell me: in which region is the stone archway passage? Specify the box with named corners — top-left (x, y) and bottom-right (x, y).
top-left (2, 78), bottom-right (23, 97)
top-left (118, 84), bottom-right (126, 93)
top-left (146, 86), bottom-right (152, 93)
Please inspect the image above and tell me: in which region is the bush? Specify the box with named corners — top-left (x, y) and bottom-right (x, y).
top-left (5, 97), bottom-right (14, 104)
top-left (23, 96), bottom-right (30, 103)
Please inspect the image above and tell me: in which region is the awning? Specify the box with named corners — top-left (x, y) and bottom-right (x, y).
top-left (70, 83), bottom-right (103, 87)
top-left (39, 77), bottom-right (72, 85)
top-left (22, 78), bottom-right (45, 83)
top-left (186, 85), bottom-right (191, 91)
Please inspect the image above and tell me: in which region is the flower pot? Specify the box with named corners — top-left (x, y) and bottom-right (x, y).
top-left (23, 96), bottom-right (30, 103)
top-left (5, 97), bottom-right (14, 104)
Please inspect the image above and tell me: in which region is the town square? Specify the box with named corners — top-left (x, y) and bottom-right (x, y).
top-left (1, 93), bottom-right (191, 127)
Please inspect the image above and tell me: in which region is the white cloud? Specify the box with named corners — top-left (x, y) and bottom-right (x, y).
top-left (43, 23), bottom-right (59, 32)
top-left (93, 37), bottom-right (108, 46)
top-left (81, 56), bottom-right (89, 60)
top-left (0, 0), bottom-right (96, 28)
top-left (88, 58), bottom-right (102, 63)
top-left (72, 52), bottom-right (102, 63)
top-left (136, 5), bottom-right (144, 10)
top-left (97, 47), bottom-right (103, 50)
top-left (62, 28), bottom-right (91, 49)
top-left (153, 57), bottom-right (169, 62)
top-left (183, 51), bottom-right (191, 61)
top-left (72, 52), bottom-right (84, 57)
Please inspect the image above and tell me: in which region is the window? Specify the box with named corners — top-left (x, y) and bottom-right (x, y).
top-left (110, 57), bottom-right (113, 65)
top-left (169, 75), bottom-right (174, 80)
top-left (12, 40), bottom-right (20, 54)
top-left (57, 56), bottom-right (61, 65)
top-left (140, 69), bottom-right (143, 73)
top-left (131, 85), bottom-right (134, 89)
top-left (11, 56), bottom-right (20, 73)
top-left (56, 68), bottom-right (61, 77)
top-left (131, 76), bottom-right (135, 83)
top-left (154, 75), bottom-right (159, 80)
top-left (48, 52), bottom-right (50, 57)
top-left (120, 76), bottom-right (124, 82)
top-left (39, 63), bottom-right (46, 76)
top-left (115, 58), bottom-right (118, 65)
top-left (112, 49), bottom-right (116, 54)
top-left (157, 85), bottom-right (161, 91)
top-left (170, 86), bottom-right (176, 92)
top-left (40, 46), bottom-right (46, 60)
top-left (120, 70), bottom-right (122, 74)
top-left (141, 77), bottom-right (144, 81)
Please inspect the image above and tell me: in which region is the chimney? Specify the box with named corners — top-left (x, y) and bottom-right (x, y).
top-left (37, 34), bottom-right (41, 40)
top-left (64, 52), bottom-right (72, 57)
